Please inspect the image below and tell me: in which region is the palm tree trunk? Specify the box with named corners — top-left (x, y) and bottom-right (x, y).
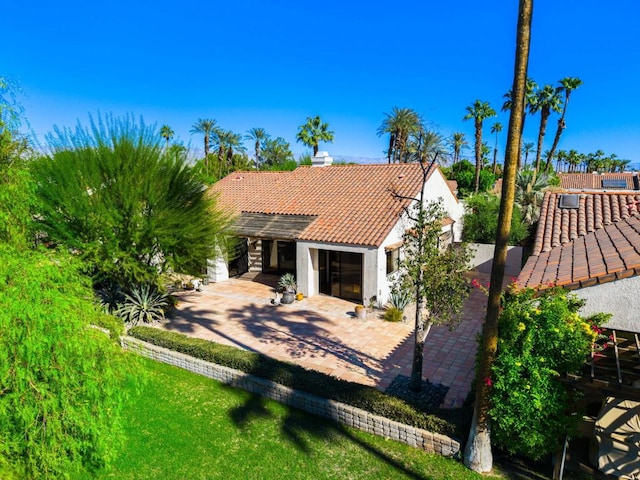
top-left (534, 112), bottom-right (549, 172)
top-left (464, 0), bottom-right (532, 473)
top-left (474, 120), bottom-right (482, 193)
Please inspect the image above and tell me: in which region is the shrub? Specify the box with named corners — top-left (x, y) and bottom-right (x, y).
top-left (0, 247), bottom-right (135, 478)
top-left (462, 193), bottom-right (529, 245)
top-left (384, 307), bottom-right (404, 323)
top-left (489, 286), bottom-right (608, 460)
top-left (128, 326), bottom-right (468, 437)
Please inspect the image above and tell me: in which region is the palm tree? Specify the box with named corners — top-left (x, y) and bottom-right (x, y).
top-left (566, 149), bottom-right (581, 173)
top-left (190, 118), bottom-right (217, 171)
top-left (464, 0), bottom-right (533, 472)
top-left (555, 149), bottom-right (568, 172)
top-left (515, 169), bottom-right (550, 224)
top-left (529, 85), bottom-right (562, 172)
top-left (463, 100), bottom-right (496, 193)
top-left (377, 107), bottom-right (421, 163)
top-left (450, 132), bottom-right (467, 166)
top-left (502, 78), bottom-right (537, 169)
top-left (296, 116), bottom-right (334, 156)
top-left (546, 77), bottom-right (583, 167)
top-left (521, 142), bottom-right (534, 168)
top-left (245, 127), bottom-right (269, 169)
top-left (159, 125), bottom-right (174, 150)
top-left (490, 122), bottom-right (503, 174)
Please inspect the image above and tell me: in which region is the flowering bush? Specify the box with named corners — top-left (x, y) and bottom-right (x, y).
top-left (489, 286), bottom-right (609, 460)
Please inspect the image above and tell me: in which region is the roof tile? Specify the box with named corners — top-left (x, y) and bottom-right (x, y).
top-left (210, 164), bottom-right (443, 247)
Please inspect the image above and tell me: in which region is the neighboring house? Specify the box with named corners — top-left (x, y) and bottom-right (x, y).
top-left (208, 154), bottom-right (464, 304)
top-left (558, 172), bottom-right (639, 191)
top-left (517, 189), bottom-right (640, 389)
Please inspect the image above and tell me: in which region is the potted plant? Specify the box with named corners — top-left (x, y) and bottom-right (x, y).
top-left (278, 273), bottom-right (297, 304)
top-left (355, 304), bottom-right (366, 320)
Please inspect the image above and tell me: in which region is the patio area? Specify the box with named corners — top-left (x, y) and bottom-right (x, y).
top-left (160, 272), bottom-right (494, 408)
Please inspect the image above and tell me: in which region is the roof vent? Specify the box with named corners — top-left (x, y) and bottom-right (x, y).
top-left (558, 194), bottom-right (580, 209)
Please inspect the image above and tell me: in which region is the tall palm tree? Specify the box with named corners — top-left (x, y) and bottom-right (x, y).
top-left (546, 77), bottom-right (583, 167)
top-left (502, 78), bottom-right (537, 169)
top-left (190, 118), bottom-right (217, 171)
top-left (450, 132), bottom-right (467, 166)
top-left (463, 100), bottom-right (496, 193)
top-left (296, 115), bottom-right (334, 156)
top-left (555, 149), bottom-right (568, 172)
top-left (245, 127), bottom-right (269, 169)
top-left (377, 107), bottom-right (421, 163)
top-left (159, 124), bottom-right (174, 150)
top-left (521, 142), bottom-right (534, 168)
top-left (490, 122), bottom-right (503, 174)
top-left (529, 85), bottom-right (562, 172)
top-left (464, 0), bottom-right (533, 473)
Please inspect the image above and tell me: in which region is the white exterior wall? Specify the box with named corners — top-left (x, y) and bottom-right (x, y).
top-left (296, 241), bottom-right (378, 303)
top-left (575, 276), bottom-right (640, 333)
top-left (207, 256), bottom-right (229, 282)
top-left (424, 169), bottom-right (465, 241)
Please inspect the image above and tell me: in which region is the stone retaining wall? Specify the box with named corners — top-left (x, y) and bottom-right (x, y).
top-left (122, 336), bottom-right (461, 457)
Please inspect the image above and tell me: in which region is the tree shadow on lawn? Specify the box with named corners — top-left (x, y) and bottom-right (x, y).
top-left (226, 389), bottom-right (433, 480)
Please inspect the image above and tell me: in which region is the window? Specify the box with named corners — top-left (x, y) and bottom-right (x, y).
top-left (386, 248), bottom-right (400, 275)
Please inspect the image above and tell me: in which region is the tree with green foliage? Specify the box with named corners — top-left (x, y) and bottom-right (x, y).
top-left (446, 159), bottom-right (496, 197)
top-left (450, 132), bottom-right (468, 166)
top-left (463, 100), bottom-right (496, 193)
top-left (245, 127), bottom-right (269, 168)
top-left (545, 77), bottom-right (583, 169)
top-left (529, 84), bottom-right (562, 172)
top-left (378, 107), bottom-right (421, 164)
top-left (261, 136), bottom-right (295, 168)
top-left (296, 115), bottom-right (334, 156)
top-left (462, 194), bottom-right (528, 245)
top-left (391, 160), bottom-right (472, 392)
top-left (490, 122), bottom-right (502, 174)
top-left (159, 124), bottom-right (174, 150)
top-left (31, 114), bottom-right (231, 289)
top-left (489, 287), bottom-right (607, 460)
top-left (515, 169), bottom-right (550, 225)
top-left (502, 78), bottom-right (537, 170)
top-left (190, 118), bottom-right (217, 171)
top-left (0, 247), bottom-right (134, 479)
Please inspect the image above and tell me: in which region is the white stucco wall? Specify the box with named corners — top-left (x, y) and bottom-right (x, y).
top-left (207, 256), bottom-right (229, 282)
top-left (575, 276), bottom-right (640, 333)
top-left (423, 169), bottom-right (465, 241)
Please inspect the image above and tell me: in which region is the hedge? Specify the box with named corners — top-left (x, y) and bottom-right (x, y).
top-left (128, 326), bottom-right (470, 438)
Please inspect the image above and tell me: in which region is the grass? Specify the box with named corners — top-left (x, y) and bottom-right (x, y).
top-left (92, 356), bottom-right (503, 480)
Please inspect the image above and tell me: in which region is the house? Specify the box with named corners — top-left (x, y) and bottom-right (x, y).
top-left (518, 189), bottom-right (640, 331)
top-left (558, 172), bottom-right (639, 191)
top-left (518, 182), bottom-right (640, 480)
top-left (517, 189), bottom-right (640, 391)
top-left (207, 154), bottom-right (464, 304)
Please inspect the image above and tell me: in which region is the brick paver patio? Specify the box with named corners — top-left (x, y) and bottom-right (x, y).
top-left (161, 272), bottom-right (500, 408)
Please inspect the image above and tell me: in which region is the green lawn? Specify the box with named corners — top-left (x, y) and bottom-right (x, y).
top-left (94, 357), bottom-right (503, 480)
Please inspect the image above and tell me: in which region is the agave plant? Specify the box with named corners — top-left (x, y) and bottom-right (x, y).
top-left (278, 273), bottom-right (297, 293)
top-left (97, 281), bottom-right (125, 314)
top-left (389, 286), bottom-right (411, 311)
top-left (116, 284), bottom-right (169, 326)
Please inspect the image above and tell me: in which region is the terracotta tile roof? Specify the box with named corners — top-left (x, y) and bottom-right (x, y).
top-left (211, 164), bottom-right (443, 247)
top-left (559, 173), bottom-right (638, 191)
top-left (518, 190), bottom-right (640, 290)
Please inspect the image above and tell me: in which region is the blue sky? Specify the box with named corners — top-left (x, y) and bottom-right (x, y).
top-left (3, 1), bottom-right (640, 164)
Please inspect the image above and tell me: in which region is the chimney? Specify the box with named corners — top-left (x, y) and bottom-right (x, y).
top-left (311, 151), bottom-right (333, 167)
